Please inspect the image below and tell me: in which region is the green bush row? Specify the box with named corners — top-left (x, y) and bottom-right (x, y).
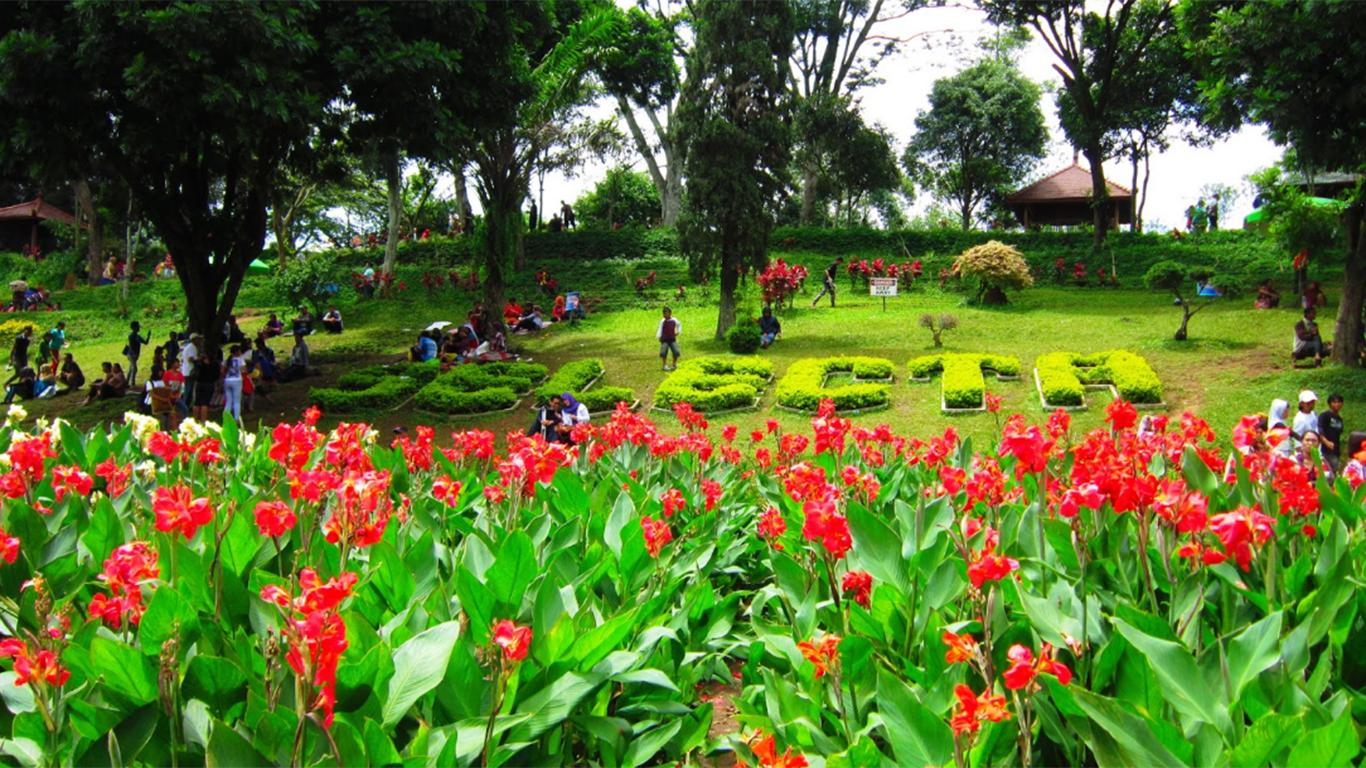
top-left (775, 356), bottom-right (894, 412)
top-left (413, 362), bottom-right (548, 414)
top-left (309, 376), bottom-right (422, 413)
top-left (909, 353), bottom-right (1022, 409)
top-left (576, 386), bottom-right (636, 413)
top-left (1035, 350), bottom-right (1162, 407)
top-left (654, 356), bottom-right (775, 412)
top-left (535, 359), bottom-right (604, 405)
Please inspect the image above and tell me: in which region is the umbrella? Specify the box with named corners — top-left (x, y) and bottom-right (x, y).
top-left (425, 321), bottom-right (453, 332)
top-left (1244, 196), bottom-right (1345, 228)
top-left (246, 258), bottom-right (272, 275)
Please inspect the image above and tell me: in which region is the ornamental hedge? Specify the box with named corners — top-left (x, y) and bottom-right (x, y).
top-left (654, 356), bottom-right (774, 413)
top-left (309, 362), bottom-right (440, 412)
top-left (1036, 350), bottom-right (1163, 407)
top-left (414, 362), bottom-right (548, 414)
top-left (775, 356), bottom-right (895, 412)
top-left (534, 359), bottom-right (636, 413)
top-left (909, 353), bottom-right (1021, 409)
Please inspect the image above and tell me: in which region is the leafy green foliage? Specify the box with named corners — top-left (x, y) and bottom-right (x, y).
top-left (575, 167), bottom-right (662, 229)
top-left (909, 353), bottom-right (1021, 409)
top-left (726, 322), bottom-right (762, 354)
top-left (414, 362), bottom-right (547, 415)
top-left (274, 251), bottom-right (336, 316)
top-left (654, 356), bottom-right (773, 412)
top-left (308, 362), bottom-right (439, 413)
top-left (775, 356), bottom-right (894, 412)
top-left (1036, 350), bottom-right (1163, 406)
top-left (533, 358), bottom-right (636, 413)
top-left (955, 241), bottom-right (1033, 304)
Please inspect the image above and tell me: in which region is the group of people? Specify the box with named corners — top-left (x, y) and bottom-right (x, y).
top-left (1253, 390), bottom-right (1361, 482)
top-left (526, 392), bottom-right (590, 443)
top-left (1183, 194), bottom-right (1220, 233)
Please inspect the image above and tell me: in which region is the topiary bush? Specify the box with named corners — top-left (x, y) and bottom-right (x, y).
top-left (575, 386), bottom-right (636, 413)
top-left (654, 356), bottom-right (774, 412)
top-left (726, 321), bottom-right (762, 354)
top-left (775, 357), bottom-right (895, 412)
top-left (954, 240), bottom-right (1033, 305)
top-left (908, 353), bottom-right (1021, 409)
top-left (1035, 352), bottom-right (1086, 406)
top-left (1034, 350), bottom-right (1163, 407)
top-left (413, 362), bottom-right (547, 414)
top-left (535, 359), bottom-right (605, 405)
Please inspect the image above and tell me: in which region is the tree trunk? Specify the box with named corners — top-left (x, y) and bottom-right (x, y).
top-left (381, 152), bottom-right (402, 282)
top-left (75, 179), bottom-right (103, 285)
top-left (272, 189), bottom-right (291, 269)
top-left (1138, 147), bottom-right (1152, 235)
top-left (1129, 144), bottom-right (1140, 233)
top-left (661, 162), bottom-right (683, 228)
top-left (1331, 202), bottom-right (1365, 366)
top-left (1175, 304), bottom-right (1191, 341)
top-left (800, 165), bottom-right (820, 225)
top-left (715, 253), bottom-right (740, 340)
top-left (454, 165), bottom-right (470, 233)
top-left (1082, 143), bottom-right (1110, 250)
top-left (960, 201), bottom-right (972, 231)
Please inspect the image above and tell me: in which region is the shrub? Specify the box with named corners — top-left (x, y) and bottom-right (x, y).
top-left (576, 386), bottom-right (635, 413)
top-left (775, 357), bottom-right (895, 412)
top-left (535, 359), bottom-right (605, 405)
top-left (1034, 350), bottom-right (1162, 407)
top-left (308, 361), bottom-right (440, 412)
top-left (953, 240), bottom-right (1034, 304)
top-left (655, 356), bottom-right (774, 412)
top-left (413, 363), bottom-right (546, 414)
top-left (918, 313), bottom-right (957, 347)
top-left (908, 353), bottom-right (1021, 409)
top-left (274, 251), bottom-right (337, 315)
top-left (0, 318), bottom-right (37, 353)
top-left (726, 321), bottom-right (762, 354)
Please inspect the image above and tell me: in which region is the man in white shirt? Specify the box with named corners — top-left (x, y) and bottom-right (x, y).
top-left (179, 334), bottom-right (199, 378)
top-left (1293, 390), bottom-right (1320, 439)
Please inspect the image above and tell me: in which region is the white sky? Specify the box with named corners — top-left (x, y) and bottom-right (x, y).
top-left (459, 4), bottom-right (1282, 232)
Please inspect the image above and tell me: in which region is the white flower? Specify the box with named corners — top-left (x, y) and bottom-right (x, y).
top-left (6, 404), bottom-right (27, 426)
top-left (0, 453), bottom-right (11, 470)
top-left (123, 412), bottom-right (160, 447)
top-left (33, 417), bottom-right (49, 432)
top-left (241, 432), bottom-right (257, 452)
top-left (135, 460), bottom-right (158, 481)
top-left (178, 418), bottom-right (213, 443)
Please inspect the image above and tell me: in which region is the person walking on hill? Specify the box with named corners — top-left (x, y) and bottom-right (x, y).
top-left (124, 321), bottom-right (151, 387)
top-left (811, 257), bottom-right (843, 308)
top-left (657, 306), bottom-right (681, 371)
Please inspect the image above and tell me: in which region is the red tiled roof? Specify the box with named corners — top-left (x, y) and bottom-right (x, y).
top-left (0, 198), bottom-right (77, 226)
top-left (1007, 163), bottom-right (1132, 203)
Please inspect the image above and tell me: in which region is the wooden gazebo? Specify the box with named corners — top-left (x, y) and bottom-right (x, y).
top-left (1006, 163), bottom-right (1133, 229)
top-left (0, 195), bottom-right (77, 254)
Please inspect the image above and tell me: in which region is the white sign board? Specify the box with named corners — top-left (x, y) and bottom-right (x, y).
top-left (869, 277), bottom-right (898, 297)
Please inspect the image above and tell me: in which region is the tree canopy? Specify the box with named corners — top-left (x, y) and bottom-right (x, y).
top-left (905, 58), bottom-right (1047, 230)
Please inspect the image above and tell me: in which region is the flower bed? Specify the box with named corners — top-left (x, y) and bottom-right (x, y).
top-left (908, 353), bottom-right (1022, 411)
top-left (1035, 350), bottom-right (1164, 409)
top-left (0, 399), bottom-right (1353, 767)
top-left (774, 356), bottom-right (894, 412)
top-left (653, 356), bottom-right (774, 413)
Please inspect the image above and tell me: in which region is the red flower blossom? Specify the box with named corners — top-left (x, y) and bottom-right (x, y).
top-left (673, 402), bottom-right (709, 431)
top-left (483, 484), bottom-right (506, 504)
top-left (950, 683), bottom-right (1011, 735)
top-left (748, 730), bottom-right (809, 768)
top-left (797, 634), bottom-right (841, 678)
top-left (152, 484), bottom-right (214, 539)
top-left (984, 392), bottom-right (1003, 413)
top-left (0, 528), bottom-right (18, 565)
top-left (259, 569), bottom-right (356, 729)
top-left (660, 488), bottom-right (686, 518)
top-left (966, 532), bottom-right (1018, 589)
top-left (491, 619), bottom-right (532, 663)
top-left (1105, 399), bottom-right (1138, 431)
top-left (1057, 483), bottom-right (1104, 519)
top-left (50, 465), bottom-right (92, 503)
top-left (146, 432), bottom-right (184, 463)
top-left (254, 501), bottom-right (297, 538)
top-left (721, 425), bottom-right (738, 443)
top-left (801, 496), bottom-right (852, 560)
top-left (431, 476), bottom-right (462, 507)
top-left (757, 508), bottom-right (786, 549)
top-left (642, 515), bottom-right (672, 557)
top-left (0, 638), bottom-right (68, 688)
top-left (88, 541), bottom-right (159, 628)
top-left (942, 630), bottom-right (978, 664)
top-left (1002, 643), bottom-right (1072, 690)
top-left (1209, 505), bottom-right (1274, 571)
top-left (94, 458), bottom-right (132, 497)
top-left (6, 433), bottom-right (55, 482)
top-left (701, 479), bottom-right (722, 511)
top-left (322, 470), bottom-right (394, 551)
top-left (841, 570), bottom-right (872, 608)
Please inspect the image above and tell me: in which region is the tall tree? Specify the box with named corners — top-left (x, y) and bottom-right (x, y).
top-left (1183, 0), bottom-right (1366, 365)
top-left (903, 58), bottom-right (1047, 230)
top-left (796, 97), bottom-right (900, 226)
top-left (677, 0), bottom-right (794, 339)
top-left (982, 0), bottom-right (1177, 249)
top-left (463, 3), bottom-right (622, 313)
top-left (598, 4), bottom-right (685, 226)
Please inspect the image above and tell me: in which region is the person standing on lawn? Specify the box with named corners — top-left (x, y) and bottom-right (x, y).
top-left (811, 257), bottom-right (843, 308)
top-left (44, 321), bottom-right (65, 369)
top-left (8, 326), bottom-right (32, 372)
top-left (1318, 393), bottom-right (1345, 471)
top-left (657, 306), bottom-right (681, 371)
top-left (124, 321), bottom-right (151, 387)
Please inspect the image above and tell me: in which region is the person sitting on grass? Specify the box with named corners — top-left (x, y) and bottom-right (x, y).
top-left (58, 354), bottom-right (84, 392)
top-left (263, 313), bottom-right (284, 338)
top-left (292, 306), bottom-right (314, 336)
top-left (83, 362), bottom-right (126, 405)
top-left (1301, 280), bottom-right (1328, 310)
top-left (4, 367), bottom-right (35, 404)
top-left (1254, 279), bottom-right (1280, 309)
top-left (503, 297), bottom-right (524, 328)
top-left (551, 295), bottom-right (566, 323)
top-left (515, 305), bottom-right (546, 333)
top-left (252, 336), bottom-right (277, 386)
top-left (556, 393), bottom-right (589, 443)
top-left (34, 364), bottom-right (57, 399)
top-left (413, 330), bottom-right (438, 363)
top-left (758, 307), bottom-right (782, 348)
top-left (321, 307), bottom-right (344, 334)
top-left (1293, 307), bottom-right (1329, 366)
top-left (527, 395), bottom-right (562, 441)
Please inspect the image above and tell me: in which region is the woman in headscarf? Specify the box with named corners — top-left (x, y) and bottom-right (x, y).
top-left (556, 392), bottom-right (590, 443)
top-left (1267, 398), bottom-right (1294, 455)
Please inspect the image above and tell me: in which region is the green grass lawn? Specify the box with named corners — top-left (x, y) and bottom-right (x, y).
top-left (9, 268), bottom-right (1360, 447)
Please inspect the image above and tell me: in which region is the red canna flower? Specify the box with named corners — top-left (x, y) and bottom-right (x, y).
top-left (431, 476), bottom-right (462, 507)
top-left (797, 634), bottom-right (841, 678)
top-left (747, 730), bottom-right (809, 767)
top-left (259, 569), bottom-right (356, 729)
top-left (1104, 399), bottom-right (1139, 431)
top-left (50, 465), bottom-right (93, 502)
top-left (322, 470), bottom-right (393, 551)
top-left (94, 458), bottom-right (132, 497)
top-left (152, 484), bottom-right (214, 539)
top-left (483, 484), bottom-right (506, 504)
top-left (757, 507), bottom-right (786, 549)
top-left (88, 541), bottom-right (159, 628)
top-left (0, 638), bottom-right (69, 689)
top-left (942, 630), bottom-right (978, 664)
top-left (721, 425), bottom-right (738, 443)
top-left (950, 683), bottom-right (1011, 735)
top-left (254, 501), bottom-right (297, 538)
top-left (966, 530), bottom-right (1018, 589)
top-left (660, 488), bottom-right (686, 518)
top-left (701, 479), bottom-right (722, 512)
top-left (1002, 643), bottom-right (1072, 690)
top-left (6, 432), bottom-right (55, 482)
top-left (1057, 483), bottom-right (1104, 519)
top-left (841, 570), bottom-right (872, 608)
top-left (1208, 506), bottom-right (1274, 571)
top-left (801, 496), bottom-right (852, 560)
top-left (984, 392), bottom-right (1003, 413)
top-left (641, 515), bottom-right (672, 558)
top-left (491, 619), bottom-right (532, 663)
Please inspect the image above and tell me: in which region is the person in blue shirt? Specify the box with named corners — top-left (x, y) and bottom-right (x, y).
top-left (414, 331), bottom-right (438, 362)
top-left (758, 307), bottom-right (782, 348)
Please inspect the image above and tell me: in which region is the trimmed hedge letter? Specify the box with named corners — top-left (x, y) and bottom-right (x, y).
top-left (775, 356), bottom-right (895, 413)
top-left (1034, 350), bottom-right (1163, 409)
top-left (534, 359), bottom-right (635, 414)
top-left (654, 356), bottom-right (774, 413)
top-left (413, 362), bottom-right (549, 414)
top-left (908, 353), bottom-right (1021, 411)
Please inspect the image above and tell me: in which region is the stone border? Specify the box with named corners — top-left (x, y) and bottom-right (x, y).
top-left (909, 369), bottom-right (1018, 413)
top-left (773, 401), bottom-right (892, 417)
top-left (1033, 368), bottom-right (1166, 411)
